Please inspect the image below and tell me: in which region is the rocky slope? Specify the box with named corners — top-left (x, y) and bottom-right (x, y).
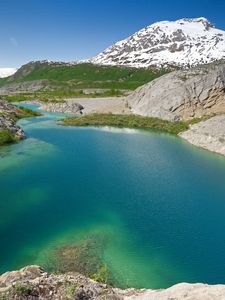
top-left (88, 18), bottom-right (225, 68)
top-left (0, 80), bottom-right (50, 95)
top-left (126, 61), bottom-right (225, 121)
top-left (1, 265), bottom-right (225, 300)
top-left (0, 99), bottom-right (25, 143)
top-left (180, 114), bottom-right (225, 156)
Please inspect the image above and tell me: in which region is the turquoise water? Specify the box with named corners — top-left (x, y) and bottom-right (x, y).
top-left (1, 104), bottom-right (225, 288)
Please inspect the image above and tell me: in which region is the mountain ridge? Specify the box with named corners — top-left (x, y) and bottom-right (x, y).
top-left (87, 17), bottom-right (225, 68)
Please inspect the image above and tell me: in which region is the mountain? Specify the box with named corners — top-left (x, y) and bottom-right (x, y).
top-left (88, 17), bottom-right (225, 68)
top-left (0, 68), bottom-right (17, 78)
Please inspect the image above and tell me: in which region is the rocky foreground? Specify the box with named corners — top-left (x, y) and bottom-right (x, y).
top-left (0, 265), bottom-right (225, 300)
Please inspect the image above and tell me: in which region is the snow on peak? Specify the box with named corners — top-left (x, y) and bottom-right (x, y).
top-left (0, 68), bottom-right (17, 78)
top-left (88, 17), bottom-right (225, 68)
top-left (176, 17), bottom-right (214, 29)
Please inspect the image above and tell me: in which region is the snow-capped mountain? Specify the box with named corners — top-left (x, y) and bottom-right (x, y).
top-left (0, 68), bottom-right (17, 78)
top-left (88, 17), bottom-right (225, 68)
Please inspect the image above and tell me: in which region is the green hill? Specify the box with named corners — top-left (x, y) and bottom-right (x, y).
top-left (0, 62), bottom-right (168, 91)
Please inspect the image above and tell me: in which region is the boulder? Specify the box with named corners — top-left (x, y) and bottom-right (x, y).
top-left (127, 62), bottom-right (225, 120)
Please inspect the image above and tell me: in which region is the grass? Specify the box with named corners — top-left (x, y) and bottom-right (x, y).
top-left (61, 113), bottom-right (199, 135)
top-left (0, 63), bottom-right (168, 90)
top-left (63, 278), bottom-right (77, 296)
top-left (90, 265), bottom-right (109, 284)
top-left (15, 106), bottom-right (42, 119)
top-left (12, 284), bottom-right (33, 294)
top-left (0, 130), bottom-right (16, 146)
top-left (4, 88), bottom-right (125, 103)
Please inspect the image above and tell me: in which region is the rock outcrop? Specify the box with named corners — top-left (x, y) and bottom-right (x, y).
top-left (0, 100), bottom-right (25, 141)
top-left (41, 101), bottom-right (84, 114)
top-left (127, 62), bottom-right (225, 120)
top-left (40, 97), bottom-right (131, 115)
top-left (180, 114), bottom-right (225, 156)
top-left (1, 265), bottom-right (225, 300)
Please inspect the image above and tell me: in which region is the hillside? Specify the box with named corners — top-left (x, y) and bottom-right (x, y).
top-left (88, 17), bottom-right (225, 68)
top-left (0, 61), bottom-right (167, 97)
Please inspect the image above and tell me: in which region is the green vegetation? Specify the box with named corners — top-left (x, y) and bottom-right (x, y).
top-left (63, 279), bottom-right (77, 296)
top-left (61, 113), bottom-right (200, 135)
top-left (15, 106), bottom-right (42, 119)
top-left (0, 130), bottom-right (15, 146)
top-left (4, 88), bottom-right (125, 103)
top-left (12, 284), bottom-right (33, 295)
top-left (91, 265), bottom-right (109, 284)
top-left (0, 63), bottom-right (168, 91)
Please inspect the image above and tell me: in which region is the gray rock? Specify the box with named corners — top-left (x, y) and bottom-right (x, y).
top-left (180, 114), bottom-right (225, 156)
top-left (1, 265), bottom-right (225, 300)
top-left (41, 102), bottom-right (84, 114)
top-left (0, 99), bottom-right (25, 140)
top-left (127, 62), bottom-right (225, 120)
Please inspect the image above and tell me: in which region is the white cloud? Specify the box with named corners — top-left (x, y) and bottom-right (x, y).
top-left (9, 36), bottom-right (18, 47)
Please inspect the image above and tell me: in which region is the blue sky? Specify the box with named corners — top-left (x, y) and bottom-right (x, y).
top-left (1, 0), bottom-right (225, 67)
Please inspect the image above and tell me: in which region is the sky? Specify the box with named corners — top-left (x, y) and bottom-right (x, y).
top-left (1, 0), bottom-right (225, 67)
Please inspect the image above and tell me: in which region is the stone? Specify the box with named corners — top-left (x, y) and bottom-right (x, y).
top-left (180, 114), bottom-right (225, 156)
top-left (126, 62), bottom-right (225, 121)
top-left (1, 266), bottom-right (225, 299)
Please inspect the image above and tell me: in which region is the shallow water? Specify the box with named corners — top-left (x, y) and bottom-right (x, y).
top-left (1, 104), bottom-right (225, 288)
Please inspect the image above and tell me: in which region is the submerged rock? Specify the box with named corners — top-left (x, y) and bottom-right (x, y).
top-left (127, 62), bottom-right (225, 121)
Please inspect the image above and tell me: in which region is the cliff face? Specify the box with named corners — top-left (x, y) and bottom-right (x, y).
top-left (127, 62), bottom-right (225, 121)
top-left (1, 265), bottom-right (225, 300)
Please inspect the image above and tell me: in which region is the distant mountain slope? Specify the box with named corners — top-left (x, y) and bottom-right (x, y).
top-left (0, 68), bottom-right (17, 78)
top-left (88, 18), bottom-right (225, 68)
top-left (0, 61), bottom-right (167, 94)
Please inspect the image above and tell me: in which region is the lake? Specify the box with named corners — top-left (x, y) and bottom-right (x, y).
top-left (0, 104), bottom-right (225, 289)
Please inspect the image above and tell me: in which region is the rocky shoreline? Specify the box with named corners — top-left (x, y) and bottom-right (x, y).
top-left (0, 100), bottom-right (26, 144)
top-left (1, 265), bottom-right (225, 300)
top-left (180, 114), bottom-right (225, 156)
top-left (38, 97), bottom-right (225, 156)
